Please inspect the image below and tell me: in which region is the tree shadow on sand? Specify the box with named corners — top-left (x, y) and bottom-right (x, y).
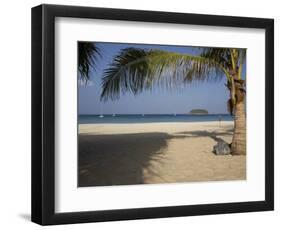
top-left (78, 132), bottom-right (169, 187)
top-left (172, 129), bottom-right (233, 143)
top-left (78, 129), bottom-right (234, 187)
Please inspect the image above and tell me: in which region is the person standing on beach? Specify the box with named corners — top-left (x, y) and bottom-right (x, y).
top-left (218, 115), bottom-right (222, 126)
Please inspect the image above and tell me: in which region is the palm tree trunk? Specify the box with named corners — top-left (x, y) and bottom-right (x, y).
top-left (231, 99), bottom-right (246, 155)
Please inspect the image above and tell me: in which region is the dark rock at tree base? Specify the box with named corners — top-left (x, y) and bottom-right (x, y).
top-left (213, 141), bottom-right (231, 155)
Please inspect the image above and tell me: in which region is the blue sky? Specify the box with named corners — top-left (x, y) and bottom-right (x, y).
top-left (78, 42), bottom-right (246, 115)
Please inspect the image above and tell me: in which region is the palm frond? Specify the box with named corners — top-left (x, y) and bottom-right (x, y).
top-left (200, 48), bottom-right (233, 70)
top-left (101, 48), bottom-right (229, 101)
top-left (78, 42), bottom-right (101, 82)
top-left (201, 48), bottom-right (246, 72)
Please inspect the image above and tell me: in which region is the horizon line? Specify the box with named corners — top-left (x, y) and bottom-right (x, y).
top-left (79, 113), bottom-right (231, 115)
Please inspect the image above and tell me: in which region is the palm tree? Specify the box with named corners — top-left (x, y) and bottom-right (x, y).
top-left (100, 47), bottom-right (246, 155)
top-left (78, 42), bottom-right (101, 82)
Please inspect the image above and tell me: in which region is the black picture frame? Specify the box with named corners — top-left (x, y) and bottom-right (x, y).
top-left (31, 4), bottom-right (274, 225)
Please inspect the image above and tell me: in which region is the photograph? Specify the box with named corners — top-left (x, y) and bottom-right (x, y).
top-left (30, 3), bottom-right (274, 225)
top-left (77, 42), bottom-right (247, 187)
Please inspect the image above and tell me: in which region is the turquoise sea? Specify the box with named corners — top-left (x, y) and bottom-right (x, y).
top-left (78, 114), bottom-right (233, 124)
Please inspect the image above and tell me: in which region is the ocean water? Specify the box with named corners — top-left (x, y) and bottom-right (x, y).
top-left (79, 114), bottom-right (233, 124)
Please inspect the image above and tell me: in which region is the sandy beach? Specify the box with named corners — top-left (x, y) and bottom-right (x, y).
top-left (78, 121), bottom-right (246, 187)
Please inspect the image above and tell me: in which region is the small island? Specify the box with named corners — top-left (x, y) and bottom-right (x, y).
top-left (189, 109), bottom-right (209, 115)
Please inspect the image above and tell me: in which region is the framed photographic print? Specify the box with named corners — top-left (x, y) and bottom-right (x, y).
top-left (31, 4), bottom-right (274, 225)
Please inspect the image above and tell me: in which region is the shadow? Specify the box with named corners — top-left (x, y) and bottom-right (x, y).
top-left (78, 132), bottom-right (169, 187)
top-left (18, 213), bottom-right (31, 222)
top-left (172, 129), bottom-right (233, 143)
top-left (78, 129), bottom-right (235, 187)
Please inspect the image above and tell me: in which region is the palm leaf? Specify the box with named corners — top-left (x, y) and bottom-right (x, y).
top-left (200, 48), bottom-right (232, 70)
top-left (78, 42), bottom-right (101, 82)
top-left (201, 48), bottom-right (246, 73)
top-left (101, 48), bottom-right (230, 101)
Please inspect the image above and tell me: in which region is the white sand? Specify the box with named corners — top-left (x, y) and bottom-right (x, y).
top-left (78, 121), bottom-right (246, 186)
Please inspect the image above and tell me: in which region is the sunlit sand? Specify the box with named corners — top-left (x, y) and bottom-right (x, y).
top-left (78, 121), bottom-right (246, 187)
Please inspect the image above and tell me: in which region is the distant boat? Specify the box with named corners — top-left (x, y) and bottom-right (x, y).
top-left (142, 114), bottom-right (145, 116)
top-left (112, 113), bottom-right (116, 117)
top-left (174, 113), bottom-right (177, 116)
top-left (99, 115), bottom-right (104, 118)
